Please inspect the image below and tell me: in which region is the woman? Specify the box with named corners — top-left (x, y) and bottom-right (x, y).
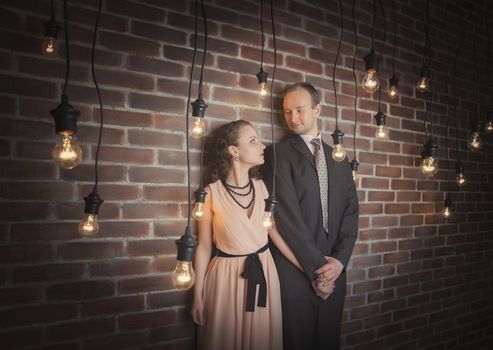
top-left (191, 120), bottom-right (332, 350)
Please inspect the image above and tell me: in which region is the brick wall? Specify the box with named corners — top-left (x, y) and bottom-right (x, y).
top-left (1, 0), bottom-right (492, 349)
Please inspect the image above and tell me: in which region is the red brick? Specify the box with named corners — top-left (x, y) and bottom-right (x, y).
top-left (286, 56), bottom-right (323, 74)
top-left (122, 203), bottom-right (180, 219)
top-left (83, 332), bottom-right (148, 350)
top-left (0, 286), bottom-right (43, 307)
top-left (351, 255), bottom-right (382, 269)
top-left (127, 239), bottom-right (175, 256)
top-left (90, 258), bottom-right (152, 277)
top-left (385, 203), bottom-right (411, 214)
top-left (361, 178), bottom-right (389, 189)
top-left (0, 326), bottom-right (43, 349)
top-left (95, 109), bottom-right (153, 127)
top-left (66, 84), bottom-right (125, 107)
top-left (60, 164), bottom-right (126, 182)
top-left (78, 184), bottom-right (140, 201)
top-left (371, 241), bottom-right (398, 253)
top-left (100, 31), bottom-right (160, 56)
top-left (128, 167), bottom-right (185, 184)
top-left (376, 166), bottom-right (402, 178)
top-left (130, 93), bottom-right (184, 113)
top-left (0, 303), bottom-right (78, 328)
top-left (0, 203), bottom-right (50, 221)
top-left (213, 87), bottom-right (259, 107)
top-left (13, 263), bottom-right (85, 283)
top-left (94, 146), bottom-right (154, 165)
top-left (54, 202), bottom-right (119, 220)
top-left (352, 280), bottom-right (382, 294)
top-left (82, 295), bottom-right (145, 316)
top-left (119, 309), bottom-right (176, 331)
top-left (143, 186), bottom-right (187, 201)
top-left (11, 223), bottom-right (80, 242)
top-left (132, 21), bottom-right (185, 44)
top-left (119, 275), bottom-right (174, 295)
top-left (368, 191), bottom-right (395, 202)
top-left (95, 69), bottom-right (154, 91)
top-left (0, 182), bottom-right (74, 200)
top-left (128, 129), bottom-right (183, 148)
top-left (0, 74), bottom-right (57, 98)
top-left (17, 56), bottom-right (89, 82)
top-left (59, 242), bottom-right (124, 260)
top-left (46, 317), bottom-right (115, 342)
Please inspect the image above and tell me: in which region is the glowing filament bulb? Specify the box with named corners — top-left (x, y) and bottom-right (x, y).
top-left (468, 132), bottom-right (482, 151)
top-left (78, 214), bottom-right (99, 237)
top-left (375, 125), bottom-right (389, 140)
top-left (361, 70), bottom-right (379, 93)
top-left (52, 135), bottom-right (83, 169)
top-left (42, 37), bottom-right (57, 55)
top-left (352, 170), bottom-right (359, 184)
top-left (172, 260), bottom-right (195, 290)
top-left (258, 82), bottom-right (269, 97)
top-left (190, 117), bottom-right (206, 139)
top-left (486, 121), bottom-right (493, 134)
top-left (420, 157), bottom-right (438, 177)
top-left (192, 202), bottom-right (204, 221)
top-left (456, 172), bottom-right (466, 188)
top-left (388, 85), bottom-right (398, 98)
top-left (442, 206), bottom-right (452, 219)
top-left (262, 212), bottom-right (274, 230)
top-left (332, 144), bottom-right (346, 162)
top-left (416, 76), bottom-right (429, 92)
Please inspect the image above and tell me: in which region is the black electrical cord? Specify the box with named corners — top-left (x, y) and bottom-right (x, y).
top-left (62, 0), bottom-right (70, 95)
top-left (332, 0), bottom-right (343, 129)
top-left (185, 0), bottom-right (200, 227)
top-left (473, 12), bottom-right (479, 117)
top-left (422, 0), bottom-right (429, 64)
top-left (377, 0), bottom-right (386, 58)
top-left (454, 8), bottom-right (462, 163)
top-left (351, 0), bottom-right (358, 156)
top-left (197, 0), bottom-right (208, 99)
top-left (91, 0), bottom-right (104, 189)
top-left (391, 0), bottom-right (396, 75)
top-left (444, 0), bottom-right (451, 188)
top-left (371, 0), bottom-right (376, 49)
top-left (50, 0), bottom-right (55, 19)
top-left (269, 0), bottom-right (277, 195)
top-left (260, 0), bottom-right (265, 69)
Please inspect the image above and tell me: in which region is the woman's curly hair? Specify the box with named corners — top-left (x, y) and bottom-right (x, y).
top-left (203, 120), bottom-right (262, 186)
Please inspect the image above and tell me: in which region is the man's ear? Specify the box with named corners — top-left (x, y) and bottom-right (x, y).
top-left (314, 103), bottom-right (321, 118)
top-left (227, 145), bottom-right (239, 158)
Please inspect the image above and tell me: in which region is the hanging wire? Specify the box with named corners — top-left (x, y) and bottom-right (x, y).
top-left (269, 0), bottom-right (278, 195)
top-left (421, 0), bottom-right (429, 139)
top-left (62, 0), bottom-right (70, 95)
top-left (260, 0), bottom-right (265, 69)
top-left (197, 0), bottom-right (208, 100)
top-left (454, 6), bottom-right (462, 163)
top-left (377, 85), bottom-right (382, 112)
top-left (91, 0), bottom-right (104, 188)
top-left (332, 0), bottom-right (344, 129)
top-left (472, 9), bottom-right (479, 118)
top-left (371, 0), bottom-right (376, 48)
top-left (444, 0), bottom-right (451, 188)
top-left (184, 0), bottom-right (200, 227)
top-left (351, 0), bottom-right (358, 156)
top-left (377, 0), bottom-right (386, 58)
top-left (390, 0), bottom-right (396, 74)
top-left (50, 0), bottom-right (55, 19)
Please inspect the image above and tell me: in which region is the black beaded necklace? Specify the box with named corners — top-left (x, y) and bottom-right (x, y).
top-left (221, 178), bottom-right (255, 210)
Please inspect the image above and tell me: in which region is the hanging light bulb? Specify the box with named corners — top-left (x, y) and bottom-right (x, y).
top-left (416, 64), bottom-right (430, 92)
top-left (261, 196), bottom-right (278, 230)
top-left (331, 129), bottom-right (346, 162)
top-left (455, 162), bottom-right (466, 188)
top-left (79, 188), bottom-right (103, 237)
top-left (388, 74), bottom-right (399, 98)
top-left (468, 120), bottom-right (484, 151)
top-left (350, 159), bottom-right (359, 184)
top-left (42, 17), bottom-right (60, 56)
top-left (361, 48), bottom-right (380, 93)
top-left (190, 96), bottom-right (208, 139)
top-left (52, 135), bottom-right (83, 169)
top-left (486, 112), bottom-right (493, 134)
top-left (51, 94), bottom-right (82, 168)
top-left (419, 139), bottom-right (439, 177)
top-left (173, 226), bottom-right (197, 290)
top-left (256, 68), bottom-right (269, 97)
top-left (374, 111), bottom-right (389, 140)
top-left (441, 195), bottom-right (453, 219)
top-left (192, 188), bottom-right (207, 221)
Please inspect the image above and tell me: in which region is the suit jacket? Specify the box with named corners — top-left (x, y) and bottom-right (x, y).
top-left (262, 134), bottom-right (359, 300)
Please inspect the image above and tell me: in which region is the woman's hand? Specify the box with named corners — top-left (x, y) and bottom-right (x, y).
top-left (312, 280), bottom-right (335, 300)
top-left (191, 296), bottom-right (206, 325)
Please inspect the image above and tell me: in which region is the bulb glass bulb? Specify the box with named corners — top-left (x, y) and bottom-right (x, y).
top-left (172, 260), bottom-right (195, 290)
top-left (442, 206), bottom-right (452, 219)
top-left (416, 77), bottom-right (429, 92)
top-left (78, 214), bottom-right (99, 237)
top-left (258, 82), bottom-right (269, 97)
top-left (456, 173), bottom-right (466, 188)
top-left (262, 212), bottom-right (274, 230)
top-left (190, 117), bottom-right (206, 139)
top-left (332, 144), bottom-right (346, 162)
top-left (42, 37), bottom-right (57, 55)
top-left (388, 85), bottom-right (398, 98)
top-left (52, 135), bottom-right (83, 169)
top-left (192, 202), bottom-right (204, 221)
top-left (375, 125), bottom-right (390, 140)
top-left (361, 71), bottom-right (379, 93)
top-left (352, 170), bottom-right (359, 184)
top-left (468, 132), bottom-right (482, 151)
top-left (486, 121), bottom-right (493, 134)
top-left (419, 156), bottom-right (438, 177)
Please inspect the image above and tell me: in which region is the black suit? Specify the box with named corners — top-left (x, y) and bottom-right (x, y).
top-left (262, 134), bottom-right (359, 350)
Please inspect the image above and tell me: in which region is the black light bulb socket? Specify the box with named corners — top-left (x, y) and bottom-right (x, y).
top-left (264, 196), bottom-right (278, 213)
top-left (364, 48), bottom-right (380, 72)
top-left (51, 94), bottom-right (80, 136)
top-left (176, 225), bottom-right (197, 262)
top-left (83, 188), bottom-right (104, 215)
top-left (44, 17), bottom-right (60, 39)
top-left (421, 139), bottom-right (438, 158)
top-left (195, 188), bottom-right (207, 204)
top-left (256, 68), bottom-right (269, 84)
top-left (191, 97), bottom-right (208, 118)
top-left (455, 162), bottom-right (464, 173)
top-left (350, 159), bottom-right (359, 171)
top-left (471, 119), bottom-right (484, 133)
top-left (487, 111), bottom-right (493, 123)
top-left (444, 195), bottom-right (452, 208)
top-left (419, 64), bottom-right (430, 78)
top-left (389, 74), bottom-right (399, 87)
top-left (331, 128), bottom-right (344, 146)
top-left (374, 111), bottom-right (386, 126)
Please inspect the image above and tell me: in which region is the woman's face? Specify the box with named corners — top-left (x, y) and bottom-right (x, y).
top-left (230, 125), bottom-right (265, 166)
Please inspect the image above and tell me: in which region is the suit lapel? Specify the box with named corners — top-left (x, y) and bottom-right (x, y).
top-left (290, 135), bottom-right (316, 170)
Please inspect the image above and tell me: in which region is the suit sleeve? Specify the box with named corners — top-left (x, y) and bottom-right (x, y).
top-left (330, 162), bottom-right (359, 269)
top-left (262, 145), bottom-right (326, 281)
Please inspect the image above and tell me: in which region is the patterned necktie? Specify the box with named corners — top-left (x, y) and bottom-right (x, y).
top-left (310, 138), bottom-right (328, 233)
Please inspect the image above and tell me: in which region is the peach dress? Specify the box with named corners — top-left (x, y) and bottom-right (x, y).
top-left (197, 179), bottom-right (282, 350)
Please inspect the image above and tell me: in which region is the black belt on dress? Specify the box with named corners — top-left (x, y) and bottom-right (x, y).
top-left (216, 243), bottom-right (269, 312)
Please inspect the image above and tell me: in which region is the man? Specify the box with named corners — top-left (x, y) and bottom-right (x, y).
top-left (262, 82), bottom-right (359, 350)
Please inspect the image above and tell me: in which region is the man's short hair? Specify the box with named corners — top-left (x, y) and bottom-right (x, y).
top-left (283, 82), bottom-right (321, 108)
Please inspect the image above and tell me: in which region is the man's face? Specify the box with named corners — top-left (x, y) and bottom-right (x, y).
top-left (283, 88), bottom-right (320, 137)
